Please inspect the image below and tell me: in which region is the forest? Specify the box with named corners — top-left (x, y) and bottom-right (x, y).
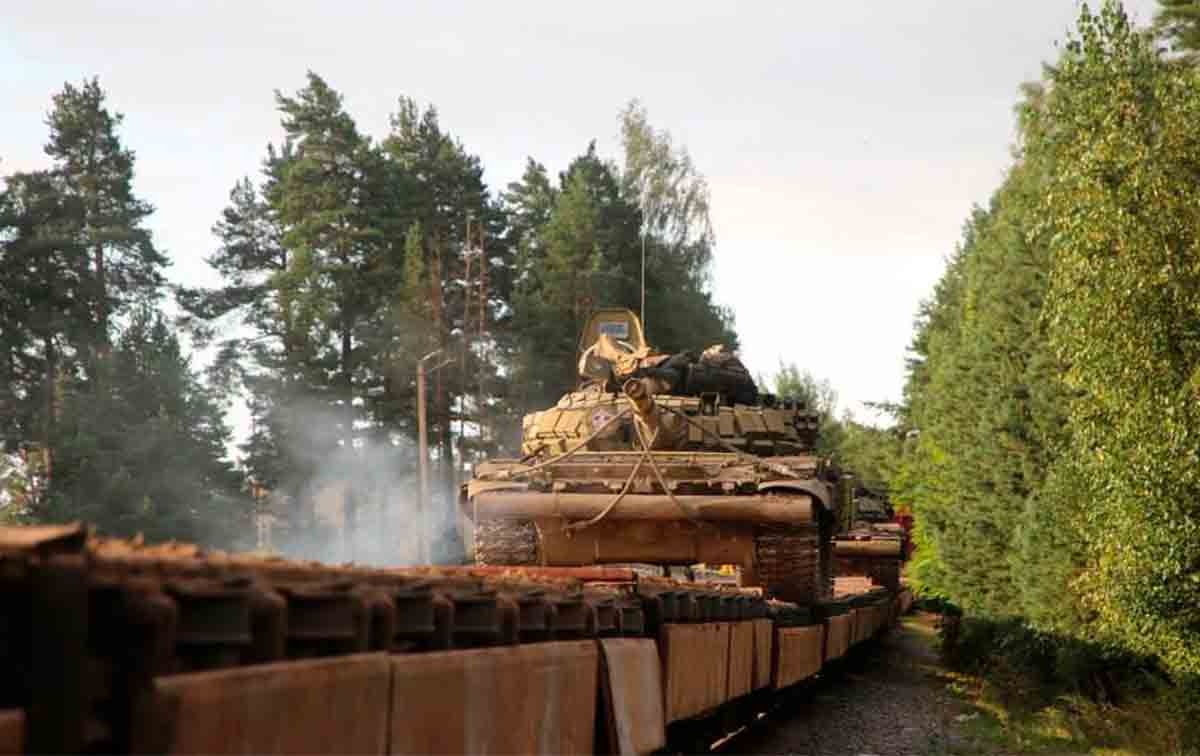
top-left (0, 74), bottom-right (744, 559)
top-left (5, 0), bottom-right (1200, 744)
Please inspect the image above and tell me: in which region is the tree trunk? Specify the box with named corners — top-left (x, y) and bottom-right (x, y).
top-left (41, 332), bottom-right (56, 498)
top-left (86, 139), bottom-right (108, 361)
top-left (94, 241), bottom-right (107, 355)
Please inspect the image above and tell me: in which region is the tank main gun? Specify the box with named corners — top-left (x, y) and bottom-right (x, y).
top-left (621, 377), bottom-right (685, 449)
top-left (622, 376), bottom-right (659, 431)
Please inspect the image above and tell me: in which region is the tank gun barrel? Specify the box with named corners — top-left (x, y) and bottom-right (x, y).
top-left (622, 377), bottom-right (662, 438)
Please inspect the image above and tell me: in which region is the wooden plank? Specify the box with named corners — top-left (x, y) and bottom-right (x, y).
top-left (598, 639), bottom-right (665, 756)
top-left (751, 619), bottom-right (774, 691)
top-left (139, 654), bottom-right (391, 755)
top-left (772, 626), bottom-right (824, 688)
top-left (726, 622), bottom-right (755, 701)
top-left (659, 623), bottom-right (730, 722)
top-left (390, 641), bottom-right (598, 755)
top-left (708, 623), bottom-right (732, 712)
top-left (824, 614), bottom-right (851, 662)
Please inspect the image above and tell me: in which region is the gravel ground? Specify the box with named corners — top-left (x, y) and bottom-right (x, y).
top-left (722, 613), bottom-right (973, 756)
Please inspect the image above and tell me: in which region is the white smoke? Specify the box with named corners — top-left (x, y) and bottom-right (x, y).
top-left (255, 396), bottom-right (466, 566)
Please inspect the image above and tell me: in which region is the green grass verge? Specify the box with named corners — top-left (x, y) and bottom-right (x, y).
top-left (906, 616), bottom-right (1197, 756)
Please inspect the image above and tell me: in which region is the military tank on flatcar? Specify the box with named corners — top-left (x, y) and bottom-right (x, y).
top-left (832, 486), bottom-right (909, 590)
top-left (460, 308), bottom-right (847, 605)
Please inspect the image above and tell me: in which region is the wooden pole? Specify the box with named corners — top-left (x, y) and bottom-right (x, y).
top-left (417, 350), bottom-right (450, 564)
top-left (478, 226), bottom-right (487, 445)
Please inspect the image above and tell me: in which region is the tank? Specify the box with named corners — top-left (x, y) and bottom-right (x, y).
top-left (832, 487), bottom-right (909, 590)
top-left (460, 308), bottom-right (846, 605)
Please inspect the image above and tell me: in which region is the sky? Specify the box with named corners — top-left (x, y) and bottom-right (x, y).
top-left (2, 0), bottom-right (1161, 435)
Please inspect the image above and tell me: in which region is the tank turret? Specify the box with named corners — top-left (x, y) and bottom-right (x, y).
top-left (832, 487), bottom-right (910, 590)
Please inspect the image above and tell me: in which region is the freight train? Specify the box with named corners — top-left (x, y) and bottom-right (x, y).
top-left (0, 522), bottom-right (912, 755)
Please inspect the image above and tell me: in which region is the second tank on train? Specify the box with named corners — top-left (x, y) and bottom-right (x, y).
top-left (832, 486), bottom-right (911, 590)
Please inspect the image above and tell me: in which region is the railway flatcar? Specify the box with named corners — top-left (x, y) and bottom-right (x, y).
top-left (0, 523), bottom-right (913, 755)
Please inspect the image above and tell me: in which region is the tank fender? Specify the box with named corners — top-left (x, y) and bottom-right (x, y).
top-left (460, 479), bottom-right (529, 518)
top-left (757, 479), bottom-right (834, 514)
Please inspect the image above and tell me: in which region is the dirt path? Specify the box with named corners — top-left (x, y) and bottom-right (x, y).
top-left (723, 613), bottom-right (973, 756)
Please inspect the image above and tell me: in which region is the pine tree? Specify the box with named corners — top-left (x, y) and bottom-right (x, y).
top-left (271, 72), bottom-right (383, 409)
top-left (46, 307), bottom-right (250, 546)
top-left (382, 97), bottom-right (508, 492)
top-left (895, 161), bottom-right (1071, 618)
top-left (0, 171), bottom-right (87, 461)
top-left (43, 78), bottom-right (166, 360)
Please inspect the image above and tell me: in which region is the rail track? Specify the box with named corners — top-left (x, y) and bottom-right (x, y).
top-left (0, 523), bottom-right (913, 755)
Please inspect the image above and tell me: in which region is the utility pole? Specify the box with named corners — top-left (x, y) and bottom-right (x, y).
top-left (417, 349), bottom-right (451, 563)
top-left (460, 214), bottom-right (490, 461)
top-left (461, 216), bottom-right (473, 478)
top-left (470, 222), bottom-right (484, 453)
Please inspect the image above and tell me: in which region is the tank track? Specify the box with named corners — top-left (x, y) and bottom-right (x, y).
top-left (818, 516), bottom-right (836, 600)
top-left (818, 535), bottom-right (835, 599)
top-left (752, 525), bottom-right (821, 604)
top-left (473, 518), bottom-right (540, 565)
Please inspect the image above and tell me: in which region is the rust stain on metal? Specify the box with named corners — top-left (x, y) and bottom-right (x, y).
top-left (389, 641), bottom-right (598, 755)
top-left (137, 653), bottom-right (391, 755)
top-left (598, 639), bottom-right (665, 756)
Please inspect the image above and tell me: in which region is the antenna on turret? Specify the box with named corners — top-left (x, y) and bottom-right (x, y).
top-left (640, 232), bottom-right (646, 337)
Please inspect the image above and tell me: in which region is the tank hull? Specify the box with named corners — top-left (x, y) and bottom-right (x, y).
top-left (464, 452), bottom-right (835, 604)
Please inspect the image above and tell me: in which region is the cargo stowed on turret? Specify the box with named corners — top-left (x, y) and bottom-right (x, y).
top-left (461, 308), bottom-right (847, 605)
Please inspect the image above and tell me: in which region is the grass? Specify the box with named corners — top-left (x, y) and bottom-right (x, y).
top-left (907, 615), bottom-right (1198, 756)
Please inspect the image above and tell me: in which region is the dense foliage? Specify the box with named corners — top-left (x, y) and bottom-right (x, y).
top-left (0, 80), bottom-right (248, 547)
top-left (896, 1), bottom-right (1200, 695)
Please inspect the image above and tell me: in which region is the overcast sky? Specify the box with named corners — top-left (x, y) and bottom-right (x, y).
top-left (2, 0), bottom-right (1160, 431)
